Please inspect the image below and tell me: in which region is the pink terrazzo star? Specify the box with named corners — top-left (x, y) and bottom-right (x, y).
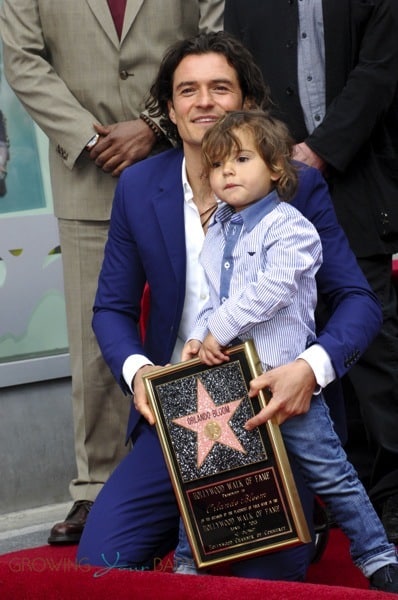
top-left (173, 378), bottom-right (247, 468)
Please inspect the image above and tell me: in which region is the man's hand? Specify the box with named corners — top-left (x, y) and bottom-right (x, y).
top-left (132, 364), bottom-right (162, 426)
top-left (245, 359), bottom-right (317, 428)
top-left (293, 142), bottom-right (326, 174)
top-left (182, 339), bottom-right (202, 361)
top-left (88, 119), bottom-right (157, 177)
top-left (199, 333), bottom-right (230, 365)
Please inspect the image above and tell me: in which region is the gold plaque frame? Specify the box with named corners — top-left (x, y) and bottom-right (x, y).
top-left (143, 340), bottom-right (311, 568)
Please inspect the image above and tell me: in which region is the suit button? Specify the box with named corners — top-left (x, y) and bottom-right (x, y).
top-left (120, 70), bottom-right (129, 80)
top-left (286, 86), bottom-right (294, 96)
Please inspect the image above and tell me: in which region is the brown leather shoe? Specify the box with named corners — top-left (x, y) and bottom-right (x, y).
top-left (47, 500), bottom-right (93, 545)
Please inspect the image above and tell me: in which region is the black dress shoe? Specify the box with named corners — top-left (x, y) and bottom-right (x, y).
top-left (47, 500), bottom-right (93, 545)
top-left (381, 493), bottom-right (398, 544)
top-left (0, 177), bottom-right (6, 197)
top-left (370, 564), bottom-right (398, 593)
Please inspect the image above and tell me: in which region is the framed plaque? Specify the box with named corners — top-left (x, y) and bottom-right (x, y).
top-left (143, 340), bottom-right (311, 568)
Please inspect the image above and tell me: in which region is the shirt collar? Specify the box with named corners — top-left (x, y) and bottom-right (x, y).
top-left (214, 189), bottom-right (280, 232)
top-left (182, 157), bottom-right (194, 204)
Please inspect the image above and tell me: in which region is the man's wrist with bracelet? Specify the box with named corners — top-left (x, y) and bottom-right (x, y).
top-left (139, 113), bottom-right (164, 140)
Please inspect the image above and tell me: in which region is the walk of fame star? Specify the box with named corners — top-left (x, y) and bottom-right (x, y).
top-left (172, 378), bottom-right (247, 468)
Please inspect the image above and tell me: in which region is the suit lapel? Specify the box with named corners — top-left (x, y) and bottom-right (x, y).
top-left (121, 0), bottom-right (145, 43)
top-left (85, 0), bottom-right (120, 47)
top-left (151, 152), bottom-right (186, 285)
top-left (85, 0), bottom-right (144, 47)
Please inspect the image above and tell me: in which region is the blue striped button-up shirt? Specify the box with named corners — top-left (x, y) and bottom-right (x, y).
top-left (189, 191), bottom-right (323, 371)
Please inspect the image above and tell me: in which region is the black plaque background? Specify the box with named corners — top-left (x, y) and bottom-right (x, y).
top-left (144, 342), bottom-right (310, 568)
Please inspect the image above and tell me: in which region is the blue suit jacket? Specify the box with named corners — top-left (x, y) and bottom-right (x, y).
top-left (93, 148), bottom-right (382, 438)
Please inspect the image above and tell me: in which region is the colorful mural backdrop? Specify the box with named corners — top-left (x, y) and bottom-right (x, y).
top-left (0, 37), bottom-right (68, 374)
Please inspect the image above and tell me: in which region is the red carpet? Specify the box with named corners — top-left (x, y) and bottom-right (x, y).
top-left (0, 529), bottom-right (396, 599)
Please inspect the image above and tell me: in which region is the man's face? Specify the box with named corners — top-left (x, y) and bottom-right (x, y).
top-left (168, 52), bottom-right (245, 149)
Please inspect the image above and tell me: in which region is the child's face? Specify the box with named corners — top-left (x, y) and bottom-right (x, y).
top-left (208, 128), bottom-right (280, 212)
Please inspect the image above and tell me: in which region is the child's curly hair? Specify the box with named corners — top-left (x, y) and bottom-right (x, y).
top-left (202, 110), bottom-right (298, 202)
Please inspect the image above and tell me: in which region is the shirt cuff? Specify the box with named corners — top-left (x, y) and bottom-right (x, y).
top-left (122, 354), bottom-right (154, 394)
top-left (297, 343), bottom-right (336, 392)
top-left (85, 133), bottom-right (99, 150)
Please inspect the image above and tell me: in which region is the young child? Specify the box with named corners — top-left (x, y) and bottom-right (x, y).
top-left (174, 110), bottom-right (398, 590)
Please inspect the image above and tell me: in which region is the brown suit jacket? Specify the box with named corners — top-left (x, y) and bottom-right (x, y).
top-left (0, 0), bottom-right (224, 220)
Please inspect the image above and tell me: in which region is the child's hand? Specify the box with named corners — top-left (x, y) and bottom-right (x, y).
top-left (182, 339), bottom-right (202, 361)
top-left (199, 333), bottom-right (230, 365)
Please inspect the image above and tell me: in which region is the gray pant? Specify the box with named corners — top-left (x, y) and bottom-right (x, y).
top-left (58, 218), bottom-right (130, 502)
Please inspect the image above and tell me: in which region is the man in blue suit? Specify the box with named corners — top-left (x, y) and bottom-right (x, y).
top-left (77, 32), bottom-right (386, 586)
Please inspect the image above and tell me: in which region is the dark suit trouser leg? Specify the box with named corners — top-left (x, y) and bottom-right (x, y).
top-left (58, 218), bottom-right (130, 502)
top-left (344, 254), bottom-right (398, 504)
top-left (77, 422), bottom-right (180, 568)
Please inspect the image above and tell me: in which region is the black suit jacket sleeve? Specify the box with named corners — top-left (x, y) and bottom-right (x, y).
top-left (308, 0), bottom-right (398, 173)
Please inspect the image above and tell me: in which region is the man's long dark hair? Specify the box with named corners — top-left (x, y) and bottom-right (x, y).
top-left (146, 31), bottom-right (271, 146)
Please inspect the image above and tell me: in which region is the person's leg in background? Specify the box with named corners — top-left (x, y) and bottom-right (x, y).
top-left (344, 254), bottom-right (398, 544)
top-left (48, 218), bottom-right (130, 545)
